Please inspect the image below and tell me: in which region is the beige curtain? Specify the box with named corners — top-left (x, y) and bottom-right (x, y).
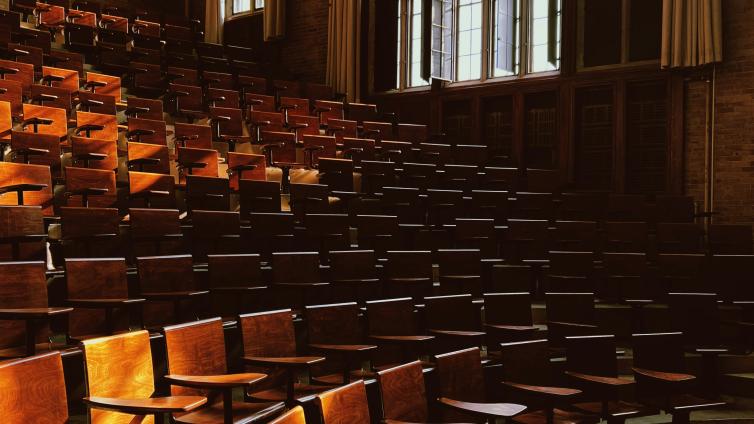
top-left (661, 0), bottom-right (723, 68)
top-left (327, 0), bottom-right (361, 102)
top-left (205, 0), bottom-right (223, 44)
top-left (264, 0), bottom-right (286, 41)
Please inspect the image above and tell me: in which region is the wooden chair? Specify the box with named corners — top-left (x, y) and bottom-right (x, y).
top-left (74, 110), bottom-right (117, 141)
top-left (315, 380), bottom-right (371, 424)
top-left (81, 330), bottom-right (208, 424)
top-left (136, 255), bottom-right (209, 327)
top-left (273, 79), bottom-right (302, 100)
top-left (303, 134), bottom-right (337, 168)
top-left (504, 219), bottom-right (550, 263)
top-left (228, 152), bottom-right (266, 191)
top-left (0, 79), bottom-right (23, 119)
top-left (239, 309), bottom-right (329, 406)
top-left (248, 213), bottom-right (296, 260)
top-left (286, 114), bottom-right (320, 144)
top-left (603, 221), bottom-right (649, 253)
top-left (559, 192), bottom-right (607, 222)
top-left (708, 224), bottom-right (753, 255)
top-left (268, 406), bottom-right (307, 424)
top-left (246, 93), bottom-right (276, 113)
top-left (453, 218), bottom-right (499, 259)
top-left (8, 120), bottom-right (50, 169)
top-left (318, 157), bottom-right (354, 192)
top-left (326, 118), bottom-right (358, 146)
top-left (381, 186), bottom-right (424, 224)
top-left (129, 171), bottom-right (176, 209)
top-left (468, 191), bottom-right (509, 225)
top-left (125, 97), bottom-right (165, 120)
top-left (424, 294), bottom-right (486, 353)
top-left (0, 58), bottom-right (33, 96)
top-left (163, 318), bottom-right (286, 424)
top-left (190, 210), bottom-right (242, 260)
top-left (0, 261), bottom-right (72, 358)
top-left (313, 99), bottom-right (344, 128)
top-left (497, 340), bottom-right (599, 424)
top-left (240, 180), bottom-right (282, 216)
top-left (261, 132), bottom-right (299, 192)
top-left (482, 166), bottom-right (519, 191)
top-left (607, 194), bottom-right (648, 222)
top-left (64, 167), bottom-right (116, 208)
top-left (84, 71), bottom-right (122, 103)
top-left (525, 169), bottom-right (562, 194)
top-left (366, 297), bottom-right (435, 365)
top-left (397, 123), bottom-right (428, 145)
top-left (271, 252), bottom-right (329, 308)
top-left (249, 111), bottom-right (285, 144)
top-left (328, 250), bottom-right (381, 303)
top-left (128, 208), bottom-right (184, 259)
top-left (360, 160), bottom-right (396, 194)
top-left (169, 83), bottom-right (206, 123)
top-left (384, 250), bottom-right (433, 301)
top-left (0, 162), bottom-right (52, 215)
top-left (454, 144), bottom-right (489, 167)
top-left (545, 251), bottom-right (596, 294)
top-left (306, 82), bottom-right (335, 102)
top-left (303, 213), bottom-right (350, 261)
top-left (289, 183), bottom-right (330, 222)
top-left (48, 50), bottom-right (84, 76)
top-left (512, 192), bottom-right (554, 220)
top-left (30, 84), bottom-right (72, 112)
top-left (564, 334), bottom-right (657, 423)
top-left (434, 347), bottom-right (527, 422)
top-left (209, 106), bottom-right (251, 153)
top-left (657, 254), bottom-right (707, 294)
top-left (70, 136), bottom-right (117, 171)
top-left (355, 214), bottom-right (401, 257)
top-left (361, 121), bottom-right (394, 142)
top-left (631, 332), bottom-right (726, 424)
top-left (127, 142), bottom-right (171, 174)
top-left (545, 292), bottom-right (599, 347)
top-left (207, 254), bottom-right (267, 317)
top-left (177, 146), bottom-right (219, 183)
top-left (203, 71), bottom-right (235, 90)
top-left (443, 164), bottom-right (481, 192)
top-left (127, 117), bottom-right (168, 145)
top-left (437, 249), bottom-right (483, 296)
top-left (57, 206), bottom-right (121, 261)
top-left (601, 253), bottom-right (655, 305)
top-left (64, 257), bottom-right (145, 339)
top-left (341, 137), bottom-right (375, 164)
top-left (489, 264), bottom-right (537, 293)
top-left (653, 195), bottom-right (696, 223)
top-left (483, 292), bottom-right (540, 347)
top-left (656, 223), bottom-right (704, 254)
top-left (427, 189), bottom-right (465, 226)
top-left (551, 221), bottom-right (599, 253)
top-left (41, 65), bottom-right (78, 91)
top-left (279, 96), bottom-right (310, 123)
top-left (21, 103), bottom-right (67, 140)
top-left (0, 205), bottom-right (45, 261)
top-left (0, 351), bottom-right (70, 422)
top-left (375, 361), bottom-right (432, 423)
top-left (174, 122), bottom-right (213, 149)
top-left (186, 175), bottom-right (230, 212)
top-left (708, 255), bottom-right (754, 302)
top-left (306, 302), bottom-right (378, 384)
top-left (418, 142), bottom-right (452, 165)
top-left (166, 66), bottom-right (199, 87)
top-left (398, 162), bottom-right (437, 190)
top-left (207, 87), bottom-right (241, 109)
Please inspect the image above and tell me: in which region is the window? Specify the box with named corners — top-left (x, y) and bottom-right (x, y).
top-left (231, 0), bottom-right (263, 15)
top-left (390, 0), bottom-right (561, 92)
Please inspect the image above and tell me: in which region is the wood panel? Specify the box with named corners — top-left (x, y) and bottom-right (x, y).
top-left (0, 162), bottom-right (53, 215)
top-left (316, 381), bottom-right (371, 424)
top-left (0, 352), bottom-right (68, 423)
top-left (0, 261), bottom-right (49, 350)
top-left (163, 318), bottom-right (227, 397)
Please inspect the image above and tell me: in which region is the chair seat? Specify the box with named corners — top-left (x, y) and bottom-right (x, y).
top-left (247, 382), bottom-right (335, 402)
top-left (573, 400), bottom-right (657, 419)
top-left (174, 400), bottom-right (285, 424)
top-left (512, 408), bottom-right (600, 424)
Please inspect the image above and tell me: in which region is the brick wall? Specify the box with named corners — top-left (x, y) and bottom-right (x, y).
top-left (685, 0), bottom-right (754, 224)
top-left (278, 0), bottom-right (329, 83)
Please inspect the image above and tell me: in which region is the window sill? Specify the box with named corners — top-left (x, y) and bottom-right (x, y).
top-left (225, 9), bottom-right (263, 22)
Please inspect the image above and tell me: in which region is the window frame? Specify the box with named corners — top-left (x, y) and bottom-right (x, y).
top-left (388, 0), bottom-right (562, 94)
top-left (225, 0), bottom-right (264, 19)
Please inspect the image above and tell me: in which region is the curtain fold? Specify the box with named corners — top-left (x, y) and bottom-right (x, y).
top-left (327, 0), bottom-right (361, 102)
top-left (264, 0), bottom-right (286, 41)
top-left (661, 0), bottom-right (722, 68)
top-left (204, 0), bottom-right (223, 44)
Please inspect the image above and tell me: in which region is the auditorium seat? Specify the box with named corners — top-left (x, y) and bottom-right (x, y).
top-left (315, 380), bottom-right (371, 424)
top-left (437, 248), bottom-right (483, 296)
top-left (0, 352), bottom-right (69, 422)
top-left (424, 294), bottom-right (485, 352)
top-left (365, 297), bottom-right (434, 366)
top-left (545, 292), bottom-right (599, 346)
top-left (384, 250), bottom-right (433, 301)
top-left (328, 250), bottom-right (380, 303)
top-left (163, 317), bottom-right (286, 424)
top-left (483, 292), bottom-right (539, 346)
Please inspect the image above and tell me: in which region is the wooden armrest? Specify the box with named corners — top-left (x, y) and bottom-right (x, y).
top-left (288, 123), bottom-right (308, 130)
top-left (0, 183), bottom-right (48, 195)
top-left (632, 367), bottom-right (695, 383)
top-left (83, 396), bottom-right (207, 415)
top-left (127, 129), bottom-right (156, 137)
top-left (164, 373), bottom-right (267, 389)
top-left (125, 106), bottom-right (150, 116)
top-left (65, 298), bottom-right (145, 308)
top-left (438, 398), bottom-right (526, 419)
top-left (565, 371), bottom-right (634, 389)
top-left (22, 117), bottom-right (53, 127)
top-left (502, 382), bottom-right (581, 399)
top-left (80, 99), bottom-right (105, 107)
top-left (140, 291), bottom-right (210, 300)
top-left (243, 356), bottom-right (326, 368)
top-left (251, 120), bottom-right (272, 127)
top-left (695, 348), bottom-right (729, 354)
top-left (369, 335), bottom-right (435, 344)
top-left (127, 157), bottom-right (161, 167)
top-left (75, 124), bottom-right (105, 134)
top-left (275, 282), bottom-right (329, 288)
top-left (548, 321), bottom-right (598, 329)
top-left (83, 80), bottom-right (107, 89)
top-left (428, 329), bottom-right (486, 338)
top-left (229, 164), bottom-right (258, 173)
top-left (69, 187), bottom-right (109, 196)
top-left (279, 104), bottom-right (298, 110)
top-left (74, 152), bottom-right (108, 161)
top-left (0, 307), bottom-right (73, 319)
top-left (309, 344), bottom-right (378, 353)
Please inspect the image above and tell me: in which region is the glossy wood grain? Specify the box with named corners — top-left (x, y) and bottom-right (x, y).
top-left (126, 97), bottom-right (164, 121)
top-left (434, 347), bottom-right (486, 404)
top-left (174, 123), bottom-right (213, 149)
top-left (129, 208), bottom-right (181, 237)
top-left (227, 152), bottom-right (266, 191)
top-left (0, 351), bottom-right (68, 423)
top-left (60, 207), bottom-right (120, 239)
top-left (86, 72), bottom-right (122, 103)
top-left (71, 136), bottom-right (118, 171)
top-left (302, 135), bottom-right (336, 166)
top-left (315, 380), bottom-right (370, 424)
top-left (127, 142), bottom-right (171, 175)
top-left (177, 147), bottom-right (219, 180)
top-left (81, 330), bottom-right (156, 424)
top-left (136, 255), bottom-right (198, 327)
top-left (42, 66), bottom-right (79, 92)
top-left (64, 258), bottom-right (130, 339)
top-left (0, 59), bottom-right (33, 94)
top-left (0, 162), bottom-right (53, 214)
top-left (76, 111), bottom-right (118, 141)
top-left (376, 361), bottom-right (428, 422)
top-left (305, 302), bottom-right (363, 345)
top-left (0, 261), bottom-right (52, 350)
top-left (185, 175), bottom-right (229, 212)
top-left (22, 104), bottom-right (67, 139)
top-left (0, 80), bottom-right (23, 117)
top-left (239, 309), bottom-right (297, 359)
top-left (10, 131), bottom-right (61, 173)
top-left (64, 167), bottom-right (117, 208)
top-left (268, 406), bottom-right (306, 424)
top-left (163, 318), bottom-right (229, 397)
top-left (128, 118), bottom-right (167, 146)
top-left (0, 205), bottom-right (44, 260)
